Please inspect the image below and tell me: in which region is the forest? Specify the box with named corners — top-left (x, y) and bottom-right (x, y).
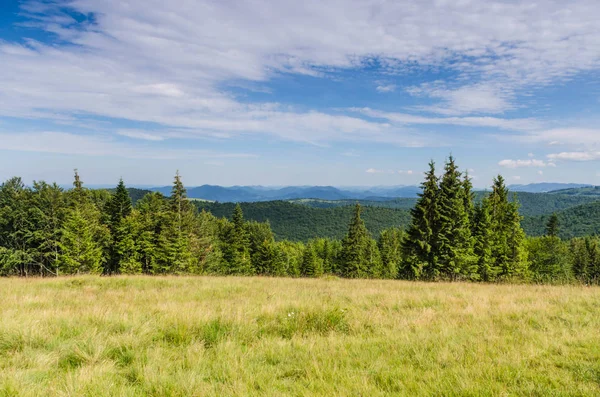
top-left (1, 158), bottom-right (599, 284)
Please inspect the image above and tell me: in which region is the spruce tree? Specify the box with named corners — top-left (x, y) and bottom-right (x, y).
top-left (401, 161), bottom-right (439, 279)
top-left (106, 178), bottom-right (133, 274)
top-left (301, 242), bottom-right (323, 277)
top-left (378, 228), bottom-right (402, 279)
top-left (59, 207), bottom-right (104, 274)
top-left (436, 156), bottom-right (475, 280)
top-left (546, 213), bottom-right (560, 238)
top-left (340, 204), bottom-right (370, 278)
top-left (222, 204), bottom-right (253, 275)
top-left (473, 198), bottom-right (497, 281)
top-left (488, 176), bottom-right (528, 280)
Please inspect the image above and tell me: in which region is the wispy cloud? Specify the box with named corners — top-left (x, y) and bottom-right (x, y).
top-left (499, 159), bottom-right (556, 168)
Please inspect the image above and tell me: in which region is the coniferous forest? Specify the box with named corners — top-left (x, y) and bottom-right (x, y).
top-left (1, 158), bottom-right (599, 284)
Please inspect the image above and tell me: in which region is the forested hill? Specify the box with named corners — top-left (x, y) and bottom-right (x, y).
top-left (105, 188), bottom-right (152, 204)
top-left (194, 201), bottom-right (411, 241)
top-left (522, 200), bottom-right (600, 239)
top-left (195, 196), bottom-right (600, 242)
top-left (292, 192), bottom-right (600, 217)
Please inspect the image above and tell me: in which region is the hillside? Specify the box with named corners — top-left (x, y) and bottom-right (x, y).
top-left (507, 183), bottom-right (591, 193)
top-left (522, 200), bottom-right (600, 238)
top-left (194, 201), bottom-right (411, 241)
top-left (291, 192), bottom-right (600, 217)
top-left (548, 186), bottom-right (600, 196)
top-left (196, 196), bottom-right (600, 241)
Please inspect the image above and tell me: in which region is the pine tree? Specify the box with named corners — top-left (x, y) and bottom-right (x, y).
top-left (59, 207), bottom-right (104, 274)
top-left (546, 213), bottom-right (560, 238)
top-left (401, 161), bottom-right (439, 279)
top-left (473, 198), bottom-right (497, 281)
top-left (488, 176), bottom-right (528, 280)
top-left (378, 228), bottom-right (402, 279)
top-left (301, 242), bottom-right (323, 277)
top-left (436, 156), bottom-right (476, 280)
top-left (157, 172), bottom-right (196, 273)
top-left (106, 178), bottom-right (133, 274)
top-left (340, 204), bottom-right (371, 278)
top-left (30, 181), bottom-right (66, 276)
top-left (221, 204), bottom-right (253, 275)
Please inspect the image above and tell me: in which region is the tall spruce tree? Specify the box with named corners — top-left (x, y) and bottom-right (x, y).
top-left (340, 204), bottom-right (371, 278)
top-left (546, 213), bottom-right (560, 238)
top-left (301, 242), bottom-right (323, 277)
top-left (437, 156), bottom-right (475, 280)
top-left (222, 204), bottom-right (253, 275)
top-left (401, 161), bottom-right (440, 279)
top-left (378, 228), bottom-right (402, 279)
top-left (60, 171), bottom-right (108, 274)
top-left (473, 198), bottom-right (497, 281)
top-left (488, 176), bottom-right (528, 280)
top-left (106, 179), bottom-right (133, 274)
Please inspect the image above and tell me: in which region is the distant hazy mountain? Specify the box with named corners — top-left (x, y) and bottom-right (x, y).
top-left (147, 184), bottom-right (424, 202)
top-left (507, 183), bottom-right (592, 193)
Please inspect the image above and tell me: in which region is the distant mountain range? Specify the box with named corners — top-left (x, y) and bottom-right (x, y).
top-left (148, 185), bottom-right (423, 202)
top-left (145, 183), bottom-right (594, 202)
top-left (507, 183), bottom-right (592, 193)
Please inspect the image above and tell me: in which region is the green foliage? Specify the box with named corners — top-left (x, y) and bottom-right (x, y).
top-left (340, 204), bottom-right (374, 278)
top-left (378, 228), bottom-right (403, 279)
top-left (1, 157), bottom-right (599, 285)
top-left (301, 242), bottom-right (323, 277)
top-left (527, 236), bottom-right (571, 283)
top-left (194, 200), bottom-right (411, 242)
top-left (402, 161), bottom-right (440, 279)
top-left (437, 156), bottom-right (476, 280)
top-left (546, 213), bottom-right (560, 237)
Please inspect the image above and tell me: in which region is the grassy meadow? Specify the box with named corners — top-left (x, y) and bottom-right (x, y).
top-left (1, 276), bottom-right (599, 396)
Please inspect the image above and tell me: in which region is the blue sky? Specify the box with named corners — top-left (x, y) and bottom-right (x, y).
top-left (1, 0), bottom-right (600, 187)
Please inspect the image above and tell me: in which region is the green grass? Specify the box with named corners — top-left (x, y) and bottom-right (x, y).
top-left (1, 276), bottom-right (599, 396)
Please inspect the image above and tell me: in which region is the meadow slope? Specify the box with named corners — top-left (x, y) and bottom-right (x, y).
top-left (1, 277), bottom-right (599, 396)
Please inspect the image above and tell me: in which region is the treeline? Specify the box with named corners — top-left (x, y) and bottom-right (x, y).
top-left (1, 159), bottom-right (599, 284)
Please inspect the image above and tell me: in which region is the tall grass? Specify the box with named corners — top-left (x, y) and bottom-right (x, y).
top-left (1, 276), bottom-right (599, 396)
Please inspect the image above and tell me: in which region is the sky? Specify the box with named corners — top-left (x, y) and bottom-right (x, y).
top-left (1, 0), bottom-right (600, 188)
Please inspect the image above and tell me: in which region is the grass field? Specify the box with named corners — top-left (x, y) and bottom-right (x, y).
top-left (1, 277), bottom-right (599, 396)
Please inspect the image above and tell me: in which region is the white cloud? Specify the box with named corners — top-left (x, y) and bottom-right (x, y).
top-left (0, 131), bottom-right (256, 160)
top-left (366, 168), bottom-right (384, 174)
top-left (353, 108), bottom-right (542, 132)
top-left (547, 151), bottom-right (600, 162)
top-left (398, 170), bottom-right (414, 175)
top-left (117, 130), bottom-right (166, 141)
top-left (538, 170), bottom-right (544, 175)
top-left (498, 159), bottom-right (556, 168)
top-left (1, 0), bottom-right (599, 146)
top-left (408, 83), bottom-right (513, 115)
top-left (512, 176), bottom-right (522, 181)
top-left (376, 84), bottom-right (396, 93)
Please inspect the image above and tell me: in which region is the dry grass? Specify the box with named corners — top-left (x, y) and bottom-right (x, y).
top-left (1, 276), bottom-right (599, 396)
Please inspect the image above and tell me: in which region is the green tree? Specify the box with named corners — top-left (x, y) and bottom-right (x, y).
top-left (488, 176), bottom-right (529, 280)
top-left (30, 182), bottom-right (66, 276)
top-left (0, 177), bottom-right (36, 276)
top-left (546, 213), bottom-right (560, 238)
top-left (59, 207), bottom-right (104, 274)
top-left (340, 204), bottom-right (371, 278)
top-left (473, 198), bottom-right (497, 281)
top-left (221, 204), bottom-right (253, 275)
top-left (105, 179), bottom-right (133, 274)
top-left (301, 242), bottom-right (323, 277)
top-left (437, 156), bottom-right (476, 280)
top-left (402, 161), bottom-right (440, 279)
top-left (528, 236), bottom-right (571, 283)
top-left (378, 228), bottom-right (403, 279)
